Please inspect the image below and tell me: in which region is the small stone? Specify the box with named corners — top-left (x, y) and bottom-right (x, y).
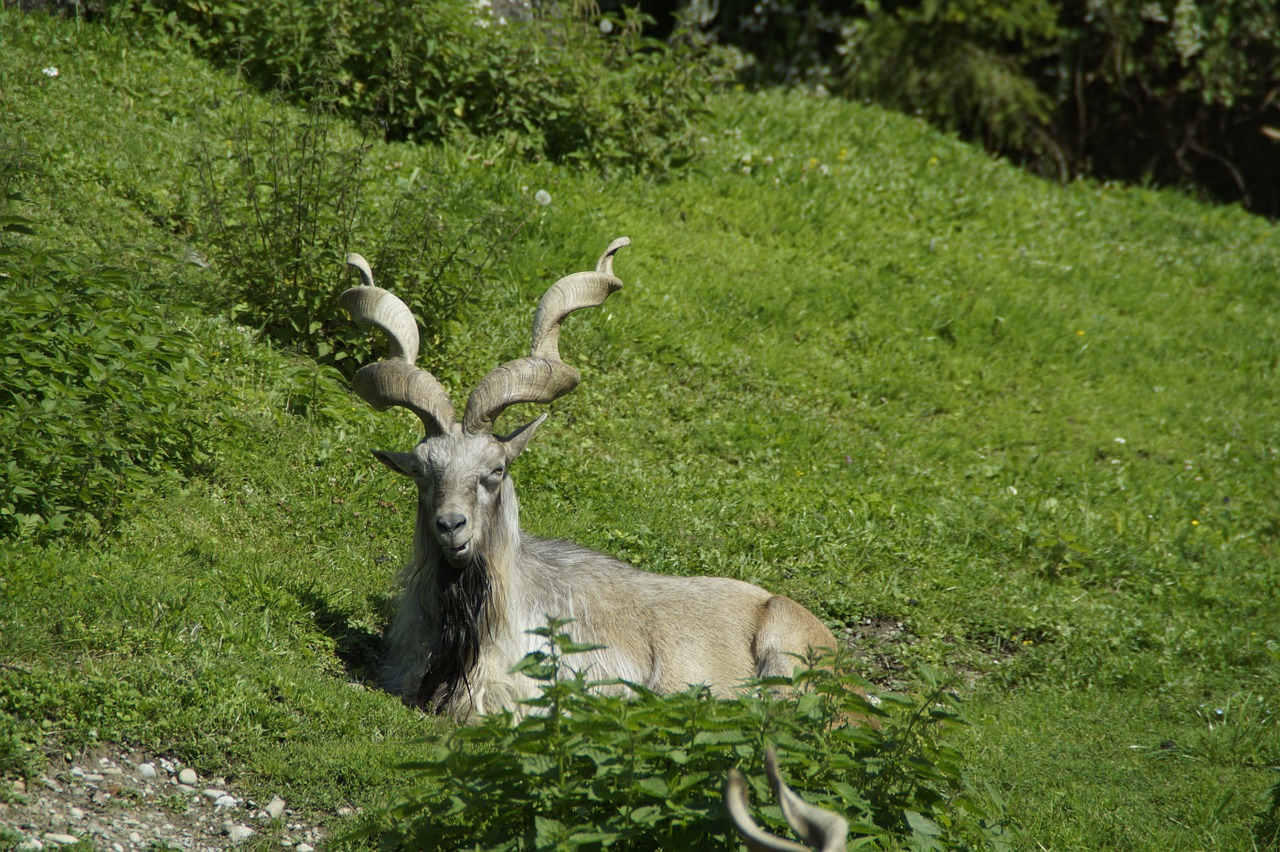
top-left (215, 795), bottom-right (238, 809)
top-left (101, 767), bottom-right (123, 777)
top-left (226, 825), bottom-right (256, 844)
top-left (112, 845), bottom-right (124, 852)
top-left (336, 806), bottom-right (354, 818)
top-left (83, 773), bottom-right (104, 783)
top-left (295, 845), bottom-right (314, 852)
top-left (16, 839), bottom-right (43, 852)
top-left (264, 796), bottom-right (286, 821)
top-left (202, 788), bottom-right (227, 801)
top-left (42, 834), bottom-right (81, 847)
top-left (69, 807), bottom-right (86, 821)
top-left (129, 831), bottom-right (143, 844)
top-left (177, 768), bottom-right (198, 786)
top-left (12, 779), bottom-right (25, 794)
top-left (69, 768), bottom-right (85, 779)
top-left (138, 763), bottom-right (157, 780)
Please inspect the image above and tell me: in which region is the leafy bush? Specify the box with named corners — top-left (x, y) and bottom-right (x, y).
top-left (105, 0), bottom-right (720, 174)
top-left (354, 622), bottom-right (1009, 849)
top-left (191, 90), bottom-right (512, 367)
top-left (0, 204), bottom-right (237, 540)
top-left (686, 0), bottom-right (1280, 215)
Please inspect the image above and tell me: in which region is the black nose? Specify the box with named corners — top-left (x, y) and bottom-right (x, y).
top-left (436, 512), bottom-right (467, 535)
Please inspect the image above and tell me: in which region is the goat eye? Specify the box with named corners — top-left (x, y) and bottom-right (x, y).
top-left (491, 467), bottom-right (505, 479)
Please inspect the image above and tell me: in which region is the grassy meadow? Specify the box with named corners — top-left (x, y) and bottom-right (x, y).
top-left (2, 6), bottom-right (1278, 849)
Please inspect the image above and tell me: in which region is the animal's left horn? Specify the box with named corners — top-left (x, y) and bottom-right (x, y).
top-left (461, 237), bottom-right (627, 435)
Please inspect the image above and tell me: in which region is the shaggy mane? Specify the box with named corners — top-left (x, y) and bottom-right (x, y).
top-left (417, 553), bottom-right (492, 713)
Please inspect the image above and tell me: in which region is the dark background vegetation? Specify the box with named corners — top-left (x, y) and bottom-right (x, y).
top-left (16, 0), bottom-right (1279, 215)
top-left (649, 0), bottom-right (1280, 217)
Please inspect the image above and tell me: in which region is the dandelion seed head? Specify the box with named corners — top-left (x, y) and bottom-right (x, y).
top-left (535, 190), bottom-right (552, 206)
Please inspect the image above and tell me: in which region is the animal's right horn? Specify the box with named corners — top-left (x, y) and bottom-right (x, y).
top-left (724, 747), bottom-right (849, 852)
top-left (341, 253), bottom-right (456, 438)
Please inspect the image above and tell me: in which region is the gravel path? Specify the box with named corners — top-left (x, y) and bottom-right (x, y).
top-left (0, 746), bottom-right (335, 851)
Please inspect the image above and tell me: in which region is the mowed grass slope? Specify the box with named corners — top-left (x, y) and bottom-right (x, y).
top-left (3, 8), bottom-right (1279, 848)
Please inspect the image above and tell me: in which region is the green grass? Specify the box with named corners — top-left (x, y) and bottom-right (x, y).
top-left (2, 7), bottom-right (1278, 848)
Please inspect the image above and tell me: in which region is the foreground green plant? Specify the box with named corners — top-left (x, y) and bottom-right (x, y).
top-left (354, 622), bottom-right (1008, 850)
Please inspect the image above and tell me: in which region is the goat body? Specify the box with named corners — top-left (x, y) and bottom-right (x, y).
top-left (344, 239), bottom-right (837, 721)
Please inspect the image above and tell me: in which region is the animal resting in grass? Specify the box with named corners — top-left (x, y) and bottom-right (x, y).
top-left (341, 237), bottom-right (837, 721)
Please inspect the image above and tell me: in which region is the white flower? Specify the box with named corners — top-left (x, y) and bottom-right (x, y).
top-left (42, 66), bottom-right (59, 77)
top-left (535, 190), bottom-right (552, 206)
top-left (599, 18), bottom-right (614, 34)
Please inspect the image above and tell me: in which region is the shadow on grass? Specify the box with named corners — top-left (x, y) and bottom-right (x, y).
top-left (293, 586), bottom-right (393, 688)
top-left (1255, 776), bottom-right (1280, 849)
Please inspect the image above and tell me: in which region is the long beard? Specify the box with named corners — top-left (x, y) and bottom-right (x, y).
top-left (418, 551), bottom-right (491, 713)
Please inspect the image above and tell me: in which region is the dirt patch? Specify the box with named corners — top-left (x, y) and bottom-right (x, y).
top-left (0, 745), bottom-right (336, 851)
top-left (842, 616), bottom-right (914, 691)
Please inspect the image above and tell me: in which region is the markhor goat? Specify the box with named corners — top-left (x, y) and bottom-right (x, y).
top-left (341, 238), bottom-right (836, 720)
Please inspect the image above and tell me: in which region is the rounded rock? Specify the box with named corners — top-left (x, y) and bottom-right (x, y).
top-left (137, 763), bottom-right (158, 780)
top-left (226, 825), bottom-right (256, 844)
top-left (264, 796), bottom-right (286, 821)
top-left (177, 768), bottom-right (198, 786)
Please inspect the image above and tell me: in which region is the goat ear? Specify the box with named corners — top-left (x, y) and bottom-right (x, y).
top-left (499, 412), bottom-right (549, 462)
top-left (371, 449), bottom-right (417, 478)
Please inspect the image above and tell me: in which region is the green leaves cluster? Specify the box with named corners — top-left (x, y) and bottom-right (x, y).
top-left (357, 622), bottom-right (1008, 850)
top-left (0, 211), bottom-right (236, 540)
top-left (106, 0), bottom-right (719, 174)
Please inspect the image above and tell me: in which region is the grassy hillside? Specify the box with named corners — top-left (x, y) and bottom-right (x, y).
top-left (2, 7), bottom-right (1278, 849)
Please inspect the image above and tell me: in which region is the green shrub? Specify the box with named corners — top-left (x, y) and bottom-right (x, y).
top-left (353, 622), bottom-right (1009, 850)
top-left (0, 216), bottom-right (238, 540)
top-left (105, 0), bottom-right (719, 174)
top-left (190, 89), bottom-right (513, 368)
